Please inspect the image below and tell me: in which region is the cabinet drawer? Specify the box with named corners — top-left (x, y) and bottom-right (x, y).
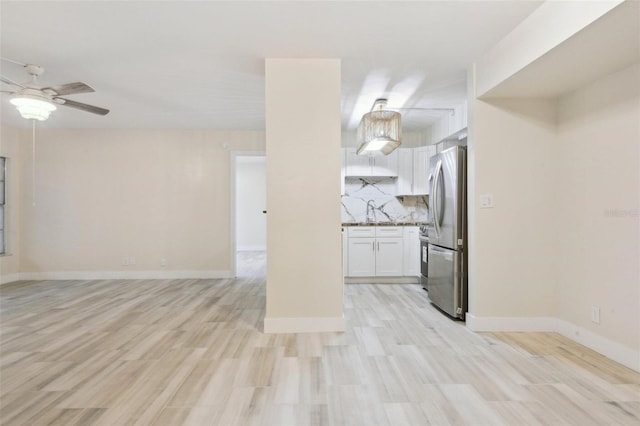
top-left (403, 226), bottom-right (419, 237)
top-left (347, 227), bottom-right (376, 238)
top-left (375, 226), bottom-right (403, 237)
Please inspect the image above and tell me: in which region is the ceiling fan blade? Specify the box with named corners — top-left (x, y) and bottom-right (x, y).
top-left (1, 90), bottom-right (17, 94)
top-left (43, 82), bottom-right (95, 96)
top-left (55, 97), bottom-right (109, 115)
top-left (0, 74), bottom-right (25, 88)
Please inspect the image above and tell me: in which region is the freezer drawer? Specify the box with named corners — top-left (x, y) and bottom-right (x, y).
top-left (427, 244), bottom-right (466, 319)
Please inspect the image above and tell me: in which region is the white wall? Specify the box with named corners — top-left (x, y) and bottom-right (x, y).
top-left (11, 129), bottom-right (264, 280)
top-left (264, 58), bottom-right (343, 333)
top-left (475, 0), bottom-right (622, 97)
top-left (0, 125), bottom-right (23, 284)
top-left (468, 0), bottom-right (639, 371)
top-left (468, 98), bottom-right (558, 319)
top-left (556, 64), bottom-right (639, 359)
top-left (235, 156), bottom-right (266, 251)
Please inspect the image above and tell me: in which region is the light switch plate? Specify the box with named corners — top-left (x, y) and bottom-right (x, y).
top-left (480, 194), bottom-right (494, 208)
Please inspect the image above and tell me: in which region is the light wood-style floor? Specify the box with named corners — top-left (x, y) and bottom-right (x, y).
top-left (1, 251), bottom-right (638, 425)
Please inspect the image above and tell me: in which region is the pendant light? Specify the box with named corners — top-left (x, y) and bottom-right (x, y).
top-left (356, 99), bottom-right (402, 156)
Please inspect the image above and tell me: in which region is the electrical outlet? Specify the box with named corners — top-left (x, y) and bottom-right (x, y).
top-left (479, 194), bottom-right (494, 209)
top-left (591, 306), bottom-right (600, 324)
top-left (160, 258), bottom-right (167, 267)
top-left (122, 256), bottom-right (136, 266)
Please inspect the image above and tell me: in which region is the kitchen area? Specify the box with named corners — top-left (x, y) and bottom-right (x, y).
top-left (341, 101), bottom-right (468, 320)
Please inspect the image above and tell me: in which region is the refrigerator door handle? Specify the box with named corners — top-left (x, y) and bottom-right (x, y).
top-left (432, 160), bottom-right (443, 238)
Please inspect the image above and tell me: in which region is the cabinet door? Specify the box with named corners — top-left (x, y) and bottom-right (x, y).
top-left (413, 146), bottom-right (434, 194)
top-left (344, 148), bottom-right (372, 176)
top-left (347, 237), bottom-right (376, 276)
top-left (431, 114), bottom-right (452, 144)
top-left (403, 227), bottom-right (420, 276)
top-left (342, 229), bottom-right (348, 277)
top-left (450, 103), bottom-right (468, 135)
top-left (370, 150), bottom-right (399, 177)
top-left (375, 237), bottom-right (404, 276)
top-left (340, 148), bottom-right (346, 196)
top-left (396, 148), bottom-right (413, 195)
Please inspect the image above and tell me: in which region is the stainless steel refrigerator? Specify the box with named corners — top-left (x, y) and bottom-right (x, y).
top-left (426, 146), bottom-right (467, 319)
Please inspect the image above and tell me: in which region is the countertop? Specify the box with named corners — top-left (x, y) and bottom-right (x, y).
top-left (342, 222), bottom-right (425, 227)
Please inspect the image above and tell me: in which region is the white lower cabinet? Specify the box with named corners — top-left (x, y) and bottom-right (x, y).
top-left (346, 226), bottom-right (406, 277)
top-left (403, 226), bottom-right (420, 276)
top-left (375, 238), bottom-right (404, 276)
top-left (342, 228), bottom-right (349, 277)
top-left (347, 237), bottom-right (376, 276)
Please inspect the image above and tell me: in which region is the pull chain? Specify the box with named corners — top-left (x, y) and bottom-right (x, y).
top-left (32, 119), bottom-right (36, 206)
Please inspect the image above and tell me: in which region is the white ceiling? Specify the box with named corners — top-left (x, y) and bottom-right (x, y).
top-left (482, 0), bottom-right (640, 99)
top-left (0, 1), bottom-right (542, 131)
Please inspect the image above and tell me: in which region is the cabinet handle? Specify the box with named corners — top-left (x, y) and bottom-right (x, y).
top-left (372, 241), bottom-right (375, 252)
top-left (377, 241), bottom-right (380, 251)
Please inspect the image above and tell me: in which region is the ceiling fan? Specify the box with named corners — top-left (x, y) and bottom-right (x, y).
top-left (0, 61), bottom-right (109, 121)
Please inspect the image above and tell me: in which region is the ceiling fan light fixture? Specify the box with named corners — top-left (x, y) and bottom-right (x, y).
top-left (356, 99), bottom-right (402, 156)
top-left (10, 96), bottom-right (56, 121)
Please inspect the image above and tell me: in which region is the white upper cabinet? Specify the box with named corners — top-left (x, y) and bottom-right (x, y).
top-left (413, 146), bottom-right (435, 195)
top-left (370, 151), bottom-right (399, 176)
top-left (449, 103), bottom-right (468, 136)
top-left (396, 148), bottom-right (414, 195)
top-left (344, 148), bottom-right (370, 176)
top-left (396, 146), bottom-right (436, 195)
top-left (431, 102), bottom-right (468, 144)
top-left (344, 148), bottom-right (398, 177)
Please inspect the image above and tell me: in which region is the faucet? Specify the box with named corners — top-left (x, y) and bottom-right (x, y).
top-left (366, 200), bottom-right (376, 223)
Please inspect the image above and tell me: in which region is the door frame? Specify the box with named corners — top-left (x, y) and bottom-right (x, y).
top-left (229, 150), bottom-right (266, 277)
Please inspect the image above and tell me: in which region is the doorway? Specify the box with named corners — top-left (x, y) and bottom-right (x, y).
top-left (232, 153), bottom-right (266, 277)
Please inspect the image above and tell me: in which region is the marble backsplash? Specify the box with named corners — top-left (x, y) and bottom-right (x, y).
top-left (341, 178), bottom-right (428, 223)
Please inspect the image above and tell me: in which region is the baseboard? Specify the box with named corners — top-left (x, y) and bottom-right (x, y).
top-left (264, 316), bottom-right (345, 334)
top-left (345, 276), bottom-right (420, 284)
top-left (14, 270), bottom-right (233, 281)
top-left (237, 246), bottom-right (266, 252)
top-left (466, 314), bottom-right (640, 372)
top-left (465, 314), bottom-right (557, 332)
top-left (0, 273), bottom-right (21, 285)
top-left (556, 319), bottom-right (640, 372)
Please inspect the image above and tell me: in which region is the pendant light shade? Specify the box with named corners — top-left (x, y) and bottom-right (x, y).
top-left (356, 99), bottom-right (401, 155)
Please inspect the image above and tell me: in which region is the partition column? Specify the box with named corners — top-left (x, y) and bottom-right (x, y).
top-left (264, 59), bottom-right (343, 333)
